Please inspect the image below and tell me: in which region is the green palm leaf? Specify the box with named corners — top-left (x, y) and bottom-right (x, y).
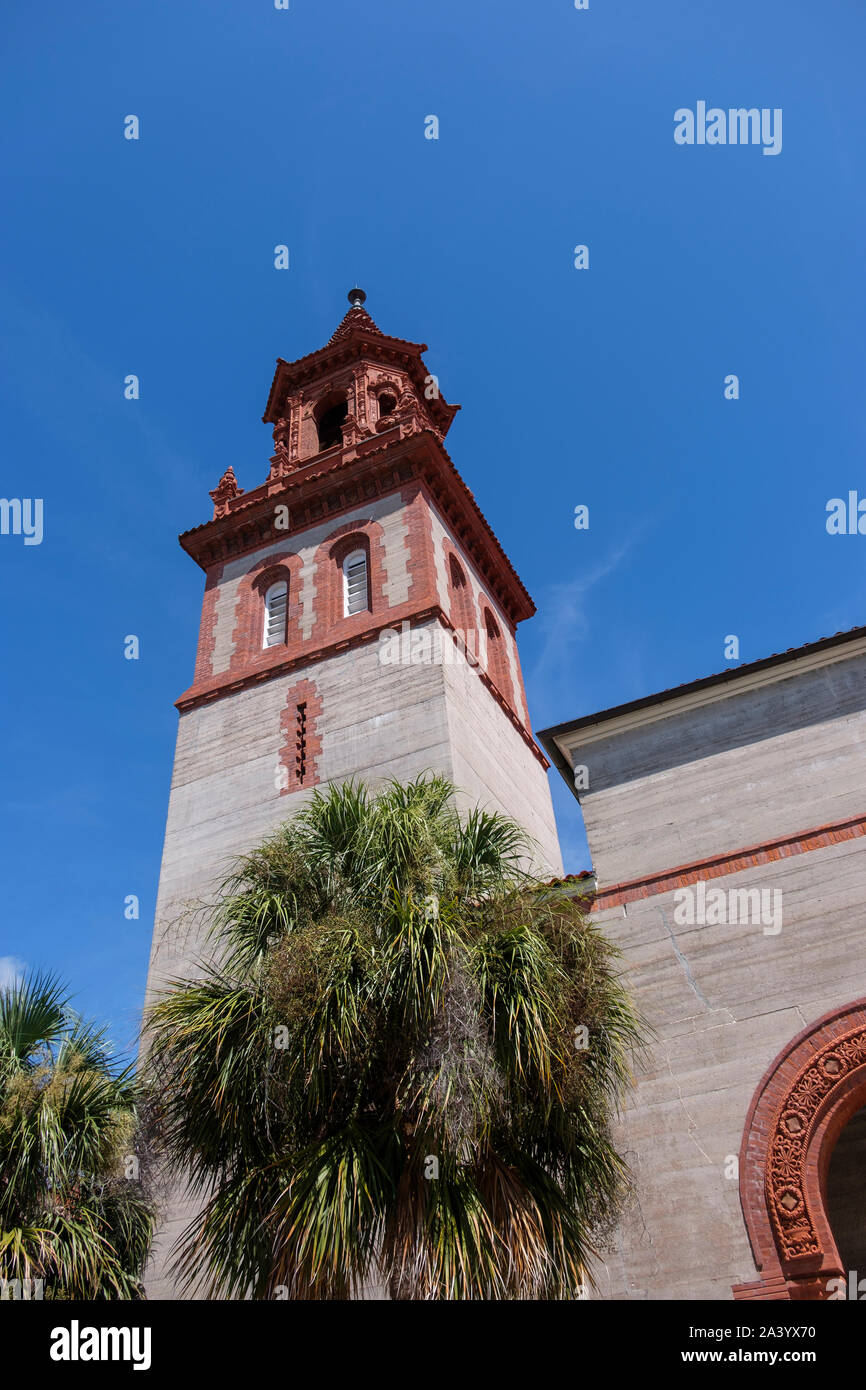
top-left (0, 971), bottom-right (154, 1299)
top-left (145, 775), bottom-right (646, 1299)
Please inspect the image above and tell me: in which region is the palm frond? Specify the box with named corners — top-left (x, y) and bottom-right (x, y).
top-left (0, 970), bottom-right (67, 1070)
top-left (0, 972), bottom-right (154, 1299)
top-left (145, 775), bottom-right (647, 1299)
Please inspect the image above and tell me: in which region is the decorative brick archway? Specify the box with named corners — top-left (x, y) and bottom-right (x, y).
top-left (734, 1000), bottom-right (866, 1300)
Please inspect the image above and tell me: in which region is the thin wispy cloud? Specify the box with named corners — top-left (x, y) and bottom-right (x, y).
top-left (0, 957), bottom-right (26, 991)
top-left (529, 531), bottom-right (645, 720)
top-left (0, 284), bottom-right (200, 499)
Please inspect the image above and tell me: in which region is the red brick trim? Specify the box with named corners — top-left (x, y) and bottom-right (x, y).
top-left (193, 562), bottom-right (225, 683)
top-left (434, 610), bottom-right (548, 769)
top-left (178, 603), bottom-right (433, 709)
top-left (278, 678), bottom-right (323, 793)
top-left (441, 536), bottom-right (479, 638)
top-left (734, 1001), bottom-right (866, 1300)
top-left (476, 591), bottom-right (516, 714)
top-left (180, 431), bottom-right (534, 627)
top-left (440, 535), bottom-right (529, 728)
top-left (591, 814), bottom-right (866, 911)
top-left (731, 1274), bottom-right (791, 1300)
top-left (404, 482), bottom-right (439, 610)
top-left (229, 551), bottom-right (305, 676)
top-left (308, 518), bottom-right (387, 645)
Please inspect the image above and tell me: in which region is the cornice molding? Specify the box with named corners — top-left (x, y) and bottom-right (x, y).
top-left (549, 636), bottom-right (866, 761)
top-left (181, 432), bottom-right (534, 626)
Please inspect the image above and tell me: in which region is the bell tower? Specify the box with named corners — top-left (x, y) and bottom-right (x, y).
top-left (144, 289), bottom-right (562, 1292)
top-left (147, 284), bottom-right (562, 1025)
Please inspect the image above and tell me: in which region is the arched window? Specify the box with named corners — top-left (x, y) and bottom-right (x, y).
top-left (484, 607), bottom-right (512, 702)
top-left (448, 554), bottom-right (476, 642)
top-left (315, 393), bottom-right (348, 452)
top-left (342, 549), bottom-right (369, 616)
top-left (378, 392), bottom-right (396, 419)
top-left (262, 579), bottom-right (288, 647)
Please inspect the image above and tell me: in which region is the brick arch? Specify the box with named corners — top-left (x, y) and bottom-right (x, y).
top-left (370, 375), bottom-right (402, 415)
top-left (441, 539), bottom-right (478, 639)
top-left (477, 594), bottom-right (515, 712)
top-left (229, 551), bottom-right (305, 673)
top-left (735, 999), bottom-right (866, 1300)
top-left (309, 519), bottom-right (387, 641)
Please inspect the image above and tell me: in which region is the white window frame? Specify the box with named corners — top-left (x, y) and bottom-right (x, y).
top-left (262, 579), bottom-right (288, 648)
top-left (342, 548), bottom-right (369, 617)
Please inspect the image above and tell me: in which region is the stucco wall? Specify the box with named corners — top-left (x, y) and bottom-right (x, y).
top-left (572, 651), bottom-right (866, 886)
top-left (591, 838), bottom-right (866, 1299)
top-left (569, 646), bottom-right (866, 1300)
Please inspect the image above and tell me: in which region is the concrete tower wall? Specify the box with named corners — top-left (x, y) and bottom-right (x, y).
top-left (149, 617), bottom-right (561, 997)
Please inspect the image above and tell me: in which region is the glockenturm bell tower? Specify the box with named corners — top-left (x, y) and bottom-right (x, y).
top-left (144, 292), bottom-right (562, 1291)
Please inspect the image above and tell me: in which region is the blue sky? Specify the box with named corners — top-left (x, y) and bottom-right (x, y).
top-left (1, 0), bottom-right (864, 1051)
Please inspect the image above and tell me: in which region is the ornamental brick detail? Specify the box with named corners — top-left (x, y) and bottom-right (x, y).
top-left (734, 998), bottom-right (866, 1300)
top-left (176, 294), bottom-right (545, 777)
top-left (193, 562), bottom-right (224, 682)
top-left (268, 417), bottom-right (293, 481)
top-left (229, 552), bottom-right (305, 675)
top-left (766, 1027), bottom-right (866, 1263)
top-left (209, 466), bottom-right (243, 518)
top-left (278, 678), bottom-right (323, 794)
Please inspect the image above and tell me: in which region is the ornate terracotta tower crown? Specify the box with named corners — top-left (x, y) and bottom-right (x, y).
top-left (177, 290), bottom-right (545, 741)
top-left (260, 286), bottom-right (460, 479)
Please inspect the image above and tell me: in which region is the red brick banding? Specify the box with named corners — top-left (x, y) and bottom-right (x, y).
top-left (193, 562), bottom-right (225, 683)
top-left (177, 605), bottom-right (550, 772)
top-left (403, 482), bottom-right (439, 608)
top-left (178, 602), bottom-right (440, 709)
top-left (434, 610), bottom-right (547, 767)
top-left (591, 814), bottom-right (866, 911)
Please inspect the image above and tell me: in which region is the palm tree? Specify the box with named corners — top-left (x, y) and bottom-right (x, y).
top-left (0, 971), bottom-right (154, 1298)
top-left (146, 775), bottom-right (645, 1300)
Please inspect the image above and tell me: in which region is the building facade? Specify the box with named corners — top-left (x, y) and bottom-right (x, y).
top-left (144, 293), bottom-right (562, 1295)
top-left (540, 627), bottom-right (866, 1300)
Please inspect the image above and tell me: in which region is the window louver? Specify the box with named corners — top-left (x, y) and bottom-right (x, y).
top-left (344, 552), bottom-right (368, 616)
top-left (263, 580), bottom-right (288, 647)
